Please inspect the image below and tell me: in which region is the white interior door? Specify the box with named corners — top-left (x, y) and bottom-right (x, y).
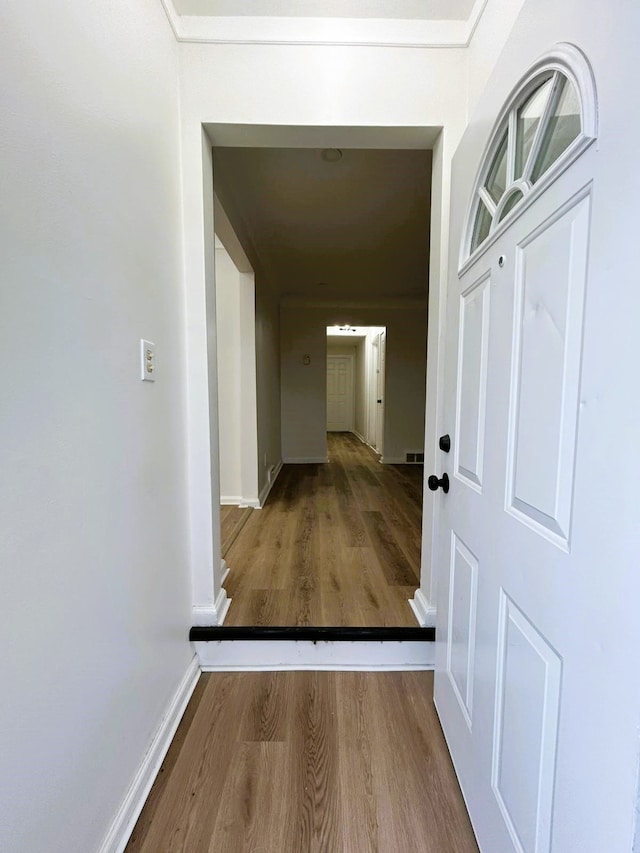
top-left (433, 62), bottom-right (612, 852)
top-left (327, 355), bottom-right (354, 431)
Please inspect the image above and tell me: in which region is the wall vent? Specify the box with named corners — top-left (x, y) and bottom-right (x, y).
top-left (405, 452), bottom-right (424, 464)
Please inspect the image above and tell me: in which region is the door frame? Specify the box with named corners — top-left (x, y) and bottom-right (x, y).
top-left (367, 332), bottom-right (378, 448)
top-left (185, 124), bottom-right (449, 627)
top-left (375, 329), bottom-right (386, 457)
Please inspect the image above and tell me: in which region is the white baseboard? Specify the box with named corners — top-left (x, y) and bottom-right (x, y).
top-left (215, 587), bottom-right (232, 625)
top-left (98, 655), bottom-right (201, 853)
top-left (240, 497), bottom-right (261, 508)
top-left (380, 456), bottom-right (405, 464)
top-left (222, 495), bottom-right (260, 508)
top-left (258, 459), bottom-right (283, 507)
top-left (195, 639), bottom-right (434, 671)
top-left (192, 586), bottom-right (232, 627)
top-left (409, 589), bottom-right (437, 627)
top-left (354, 432), bottom-right (381, 456)
top-left (220, 559), bottom-right (231, 586)
top-left (352, 430), bottom-right (375, 450)
top-left (282, 456), bottom-right (329, 464)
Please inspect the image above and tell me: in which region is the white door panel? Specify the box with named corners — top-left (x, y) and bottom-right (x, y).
top-left (446, 531), bottom-right (479, 729)
top-left (455, 271), bottom-right (491, 492)
top-left (491, 592), bottom-right (562, 853)
top-left (435, 147), bottom-right (597, 853)
top-left (506, 190), bottom-right (590, 547)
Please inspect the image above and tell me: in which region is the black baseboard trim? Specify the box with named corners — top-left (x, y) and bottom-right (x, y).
top-left (189, 625), bottom-right (435, 642)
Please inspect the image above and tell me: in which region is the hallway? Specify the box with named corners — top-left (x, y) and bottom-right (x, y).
top-left (125, 671), bottom-right (478, 853)
top-left (224, 433), bottom-right (423, 627)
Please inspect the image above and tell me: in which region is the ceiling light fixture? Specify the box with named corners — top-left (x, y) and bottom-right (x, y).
top-left (321, 148), bottom-right (342, 163)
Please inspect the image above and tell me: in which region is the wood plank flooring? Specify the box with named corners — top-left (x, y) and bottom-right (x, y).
top-left (224, 433), bottom-right (423, 627)
top-left (221, 505), bottom-right (254, 558)
top-left (125, 671), bottom-right (479, 853)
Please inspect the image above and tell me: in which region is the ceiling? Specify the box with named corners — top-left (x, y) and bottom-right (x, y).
top-left (213, 147), bottom-right (432, 301)
top-left (172, 0), bottom-right (477, 20)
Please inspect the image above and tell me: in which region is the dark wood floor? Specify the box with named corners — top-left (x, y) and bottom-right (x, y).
top-left (125, 671), bottom-right (479, 853)
top-left (224, 433), bottom-right (424, 627)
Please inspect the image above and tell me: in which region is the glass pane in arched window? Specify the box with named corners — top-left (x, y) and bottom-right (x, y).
top-left (497, 189), bottom-right (524, 222)
top-left (471, 199), bottom-right (492, 251)
top-left (485, 131), bottom-right (509, 204)
top-left (531, 78), bottom-right (581, 183)
top-left (515, 76), bottom-right (554, 179)
top-left (463, 50), bottom-right (596, 264)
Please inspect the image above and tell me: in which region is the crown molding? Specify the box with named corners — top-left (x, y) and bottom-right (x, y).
top-left (160, 0), bottom-right (488, 48)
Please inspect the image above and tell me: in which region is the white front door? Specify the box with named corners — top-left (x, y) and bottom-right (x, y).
top-left (327, 355), bottom-right (353, 431)
top-left (433, 50), bottom-right (618, 853)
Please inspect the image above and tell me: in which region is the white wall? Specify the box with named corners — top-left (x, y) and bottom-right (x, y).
top-left (281, 306), bottom-right (328, 462)
top-left (239, 271), bottom-right (260, 504)
top-left (327, 343), bottom-right (359, 357)
top-left (282, 304), bottom-right (427, 463)
top-left (214, 241), bottom-right (259, 505)
top-left (255, 275), bottom-right (282, 498)
top-left (215, 242), bottom-right (243, 500)
top-left (213, 191), bottom-right (277, 505)
top-left (441, 0), bottom-right (640, 848)
top-left (0, 3), bottom-right (192, 852)
top-left (465, 0), bottom-right (528, 119)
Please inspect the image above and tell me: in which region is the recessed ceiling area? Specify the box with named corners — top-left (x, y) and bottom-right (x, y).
top-left (213, 147), bottom-right (432, 301)
top-left (172, 0), bottom-right (477, 20)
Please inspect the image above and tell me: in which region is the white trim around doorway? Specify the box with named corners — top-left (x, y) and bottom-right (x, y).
top-left (185, 124), bottom-right (449, 631)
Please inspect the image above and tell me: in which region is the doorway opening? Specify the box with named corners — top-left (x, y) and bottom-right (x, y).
top-left (326, 325), bottom-right (386, 457)
top-left (191, 127), bottom-right (440, 631)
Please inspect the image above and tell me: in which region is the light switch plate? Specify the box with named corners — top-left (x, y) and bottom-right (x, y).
top-left (140, 339), bottom-right (155, 382)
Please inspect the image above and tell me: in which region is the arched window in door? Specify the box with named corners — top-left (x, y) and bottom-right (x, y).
top-left (462, 44), bottom-right (598, 268)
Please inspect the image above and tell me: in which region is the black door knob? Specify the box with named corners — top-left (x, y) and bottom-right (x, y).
top-left (428, 473), bottom-right (450, 494)
top-left (439, 434), bottom-right (451, 453)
